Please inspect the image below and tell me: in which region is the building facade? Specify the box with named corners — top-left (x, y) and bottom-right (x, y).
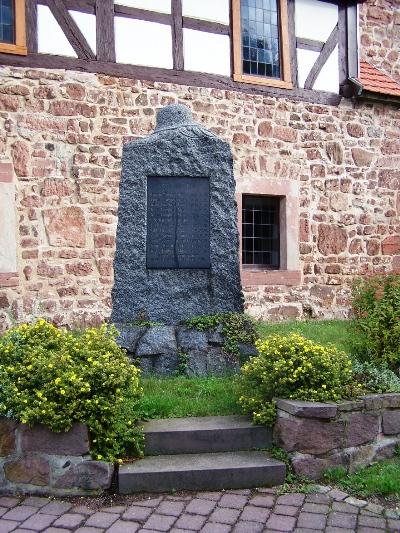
top-left (0, 0), bottom-right (399, 331)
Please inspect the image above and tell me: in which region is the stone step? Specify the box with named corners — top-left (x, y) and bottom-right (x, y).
top-left (143, 415), bottom-right (273, 455)
top-left (119, 451), bottom-right (285, 493)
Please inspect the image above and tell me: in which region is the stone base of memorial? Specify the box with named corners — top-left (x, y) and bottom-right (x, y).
top-left (274, 394), bottom-right (400, 480)
top-left (117, 323), bottom-right (257, 376)
top-left (0, 419), bottom-right (113, 496)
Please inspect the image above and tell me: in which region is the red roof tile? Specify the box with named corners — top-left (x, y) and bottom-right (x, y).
top-left (357, 61), bottom-right (400, 97)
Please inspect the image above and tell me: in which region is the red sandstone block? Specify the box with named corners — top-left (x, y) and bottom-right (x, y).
top-left (382, 410), bottom-right (400, 435)
top-left (274, 125), bottom-right (297, 143)
top-left (0, 273), bottom-right (19, 288)
top-left (4, 455), bottom-right (50, 486)
top-left (382, 235), bottom-right (400, 255)
top-left (55, 460), bottom-right (114, 491)
top-left (345, 412), bottom-right (380, 447)
top-left (0, 418), bottom-right (17, 455)
top-left (65, 261), bottom-right (93, 276)
top-left (0, 162), bottom-right (13, 182)
top-left (20, 422), bottom-right (89, 455)
top-left (0, 94), bottom-right (19, 111)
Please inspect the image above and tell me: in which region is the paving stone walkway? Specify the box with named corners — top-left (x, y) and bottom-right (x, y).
top-left (0, 486), bottom-right (399, 533)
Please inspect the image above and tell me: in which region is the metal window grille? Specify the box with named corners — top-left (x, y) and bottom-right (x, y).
top-left (240, 0), bottom-right (281, 79)
top-left (0, 0), bottom-right (14, 44)
top-left (242, 195), bottom-right (280, 268)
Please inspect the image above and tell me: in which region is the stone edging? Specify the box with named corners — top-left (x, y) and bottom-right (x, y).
top-left (274, 393), bottom-right (400, 479)
top-left (0, 418), bottom-right (113, 496)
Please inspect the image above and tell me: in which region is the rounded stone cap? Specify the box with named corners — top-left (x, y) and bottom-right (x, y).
top-left (155, 104), bottom-right (194, 131)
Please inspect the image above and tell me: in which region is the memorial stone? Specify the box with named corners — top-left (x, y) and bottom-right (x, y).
top-left (112, 104), bottom-right (243, 326)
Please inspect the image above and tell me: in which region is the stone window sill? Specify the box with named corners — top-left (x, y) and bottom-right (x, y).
top-left (241, 269), bottom-right (301, 286)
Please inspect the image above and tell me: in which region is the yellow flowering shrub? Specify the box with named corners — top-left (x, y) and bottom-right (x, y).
top-left (0, 320), bottom-right (142, 462)
top-left (238, 333), bottom-right (353, 425)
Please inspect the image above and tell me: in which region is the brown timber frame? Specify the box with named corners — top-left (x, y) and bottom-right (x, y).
top-left (0, 0), bottom-right (27, 55)
top-left (0, 0), bottom-right (361, 106)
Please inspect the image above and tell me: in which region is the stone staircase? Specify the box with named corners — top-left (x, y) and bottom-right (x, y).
top-left (119, 415), bottom-right (286, 493)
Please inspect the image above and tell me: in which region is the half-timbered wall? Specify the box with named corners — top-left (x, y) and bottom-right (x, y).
top-left (295, 0), bottom-right (339, 92)
top-left (0, 0), bottom-right (358, 100)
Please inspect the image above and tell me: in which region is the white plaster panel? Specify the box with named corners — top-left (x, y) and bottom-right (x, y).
top-left (296, 48), bottom-right (319, 88)
top-left (0, 183), bottom-right (17, 273)
top-left (115, 0), bottom-right (171, 13)
top-left (115, 17), bottom-right (173, 68)
top-left (182, 0), bottom-right (230, 24)
top-left (37, 5), bottom-right (77, 57)
top-left (183, 29), bottom-right (230, 76)
top-left (295, 0), bottom-right (338, 42)
top-left (70, 11), bottom-right (96, 54)
top-left (313, 45), bottom-right (339, 93)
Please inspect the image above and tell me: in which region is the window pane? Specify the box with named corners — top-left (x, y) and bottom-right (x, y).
top-left (242, 195), bottom-right (280, 268)
top-left (0, 0), bottom-right (14, 44)
top-left (240, 0), bottom-right (281, 79)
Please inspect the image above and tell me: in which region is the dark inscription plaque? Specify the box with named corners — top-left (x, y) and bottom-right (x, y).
top-left (147, 177), bottom-right (210, 269)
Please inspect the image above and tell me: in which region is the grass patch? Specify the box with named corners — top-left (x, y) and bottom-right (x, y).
top-left (138, 376), bottom-right (242, 419)
top-left (324, 457), bottom-right (400, 500)
top-left (137, 320), bottom-right (354, 420)
top-left (256, 319), bottom-right (354, 353)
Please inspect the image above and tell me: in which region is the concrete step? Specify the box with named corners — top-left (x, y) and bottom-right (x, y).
top-left (119, 451), bottom-right (285, 493)
top-left (143, 415), bottom-right (273, 455)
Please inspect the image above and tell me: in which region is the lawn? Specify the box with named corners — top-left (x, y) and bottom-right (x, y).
top-left (324, 457), bottom-right (400, 502)
top-left (139, 318), bottom-right (354, 420)
top-left (138, 375), bottom-right (242, 419)
top-left (256, 319), bottom-right (355, 354)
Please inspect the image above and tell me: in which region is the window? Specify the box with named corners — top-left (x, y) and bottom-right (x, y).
top-left (237, 179), bottom-right (300, 286)
top-left (232, 0), bottom-right (292, 89)
top-left (242, 195), bottom-right (280, 269)
top-left (0, 0), bottom-right (26, 55)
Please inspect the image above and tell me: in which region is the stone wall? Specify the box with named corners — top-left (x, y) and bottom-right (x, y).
top-left (0, 1), bottom-right (399, 330)
top-left (274, 395), bottom-right (400, 480)
top-left (118, 324), bottom-right (257, 376)
top-left (0, 419), bottom-right (113, 496)
top-left (360, 0), bottom-right (400, 82)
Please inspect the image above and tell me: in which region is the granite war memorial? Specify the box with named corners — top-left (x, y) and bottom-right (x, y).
top-left (111, 104), bottom-right (248, 374)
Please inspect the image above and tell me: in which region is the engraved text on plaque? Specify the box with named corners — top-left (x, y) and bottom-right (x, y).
top-left (147, 176), bottom-right (210, 269)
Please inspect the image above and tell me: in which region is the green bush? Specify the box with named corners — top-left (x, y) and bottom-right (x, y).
top-left (0, 319), bottom-right (142, 462)
top-left (351, 359), bottom-right (400, 393)
top-left (351, 275), bottom-right (400, 371)
top-left (238, 333), bottom-right (354, 425)
top-left (185, 313), bottom-right (257, 360)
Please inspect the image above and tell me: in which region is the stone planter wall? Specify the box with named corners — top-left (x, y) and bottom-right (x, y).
top-left (0, 418), bottom-right (114, 496)
top-left (274, 394), bottom-right (400, 480)
top-left (117, 324), bottom-right (257, 376)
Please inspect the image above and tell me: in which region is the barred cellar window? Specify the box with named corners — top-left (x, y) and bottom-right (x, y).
top-left (0, 0), bottom-right (26, 55)
top-left (242, 195), bottom-right (280, 269)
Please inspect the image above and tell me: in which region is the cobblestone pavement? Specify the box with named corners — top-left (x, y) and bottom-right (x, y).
top-left (0, 486), bottom-right (399, 533)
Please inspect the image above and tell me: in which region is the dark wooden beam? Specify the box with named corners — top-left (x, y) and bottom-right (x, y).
top-left (38, 0), bottom-right (95, 15)
top-left (346, 2), bottom-right (358, 78)
top-left (287, 0), bottom-right (298, 87)
top-left (338, 2), bottom-right (349, 88)
top-left (171, 0), bottom-right (184, 71)
top-left (296, 38), bottom-right (324, 52)
top-left (304, 24), bottom-right (339, 89)
top-left (45, 0), bottom-right (95, 59)
top-left (26, 0), bottom-right (38, 53)
top-left (182, 17), bottom-right (229, 35)
top-left (113, 4), bottom-right (170, 25)
top-left (96, 0), bottom-right (115, 62)
top-left (114, 4), bottom-right (171, 24)
top-left (0, 51), bottom-right (342, 106)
